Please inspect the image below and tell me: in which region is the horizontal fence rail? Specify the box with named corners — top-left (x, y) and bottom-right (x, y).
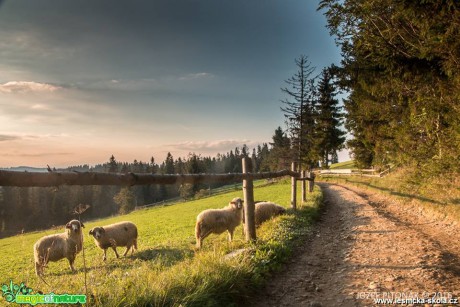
top-left (0, 169), bottom-right (300, 187)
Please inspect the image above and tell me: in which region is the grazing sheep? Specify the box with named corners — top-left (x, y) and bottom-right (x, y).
top-left (195, 197), bottom-right (244, 249)
top-left (33, 219), bottom-right (84, 276)
top-left (255, 202), bottom-right (286, 226)
top-left (89, 221), bottom-right (138, 261)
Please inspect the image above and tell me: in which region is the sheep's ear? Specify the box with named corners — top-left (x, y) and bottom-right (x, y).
top-left (65, 222), bottom-right (71, 229)
top-left (89, 229), bottom-right (93, 235)
top-left (100, 227), bottom-right (105, 233)
top-left (80, 222), bottom-right (85, 228)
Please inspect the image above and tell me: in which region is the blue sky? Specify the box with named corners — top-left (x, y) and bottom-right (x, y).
top-left (0, 0), bottom-right (345, 167)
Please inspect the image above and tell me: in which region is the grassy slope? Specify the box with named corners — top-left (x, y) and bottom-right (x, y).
top-left (0, 179), bottom-right (322, 306)
top-left (329, 160), bottom-right (356, 169)
top-left (321, 167), bottom-right (460, 220)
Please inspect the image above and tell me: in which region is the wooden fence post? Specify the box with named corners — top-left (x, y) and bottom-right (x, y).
top-left (301, 170), bottom-right (307, 202)
top-left (308, 171), bottom-right (315, 193)
top-left (242, 157), bottom-right (256, 241)
top-left (291, 162), bottom-right (297, 210)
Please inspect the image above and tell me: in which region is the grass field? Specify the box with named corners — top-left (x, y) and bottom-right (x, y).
top-left (0, 179), bottom-right (322, 306)
top-left (329, 160), bottom-right (355, 169)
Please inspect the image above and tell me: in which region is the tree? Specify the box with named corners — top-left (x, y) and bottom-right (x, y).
top-left (266, 127), bottom-right (292, 171)
top-left (315, 66), bottom-right (346, 168)
top-left (114, 187), bottom-right (136, 214)
top-left (281, 55), bottom-right (317, 169)
top-left (319, 0), bottom-right (460, 172)
top-left (164, 152), bottom-right (175, 174)
top-left (108, 155), bottom-right (118, 173)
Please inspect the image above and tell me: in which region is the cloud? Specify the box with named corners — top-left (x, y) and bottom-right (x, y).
top-left (2, 152), bottom-right (72, 157)
top-left (0, 81), bottom-right (61, 93)
top-left (166, 139), bottom-right (259, 153)
top-left (0, 134), bottom-right (21, 142)
top-left (179, 72), bottom-right (213, 81)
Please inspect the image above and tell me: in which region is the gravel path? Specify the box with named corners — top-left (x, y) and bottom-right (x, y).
top-left (251, 183), bottom-right (460, 306)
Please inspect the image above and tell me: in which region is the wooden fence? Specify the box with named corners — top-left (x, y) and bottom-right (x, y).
top-left (0, 158), bottom-right (314, 241)
top-left (318, 165), bottom-right (395, 178)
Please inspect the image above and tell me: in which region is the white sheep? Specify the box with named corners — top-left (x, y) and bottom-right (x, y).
top-left (33, 219), bottom-right (84, 276)
top-left (255, 202), bottom-right (286, 226)
top-left (89, 221), bottom-right (138, 261)
top-left (195, 197), bottom-right (244, 249)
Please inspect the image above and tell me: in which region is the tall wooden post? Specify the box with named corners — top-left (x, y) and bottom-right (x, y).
top-left (308, 171), bottom-right (314, 193)
top-left (242, 157), bottom-right (256, 241)
top-left (301, 170), bottom-right (307, 202)
top-left (291, 162), bottom-right (297, 210)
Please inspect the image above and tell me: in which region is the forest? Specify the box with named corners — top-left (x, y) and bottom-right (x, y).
top-left (319, 0), bottom-right (460, 172)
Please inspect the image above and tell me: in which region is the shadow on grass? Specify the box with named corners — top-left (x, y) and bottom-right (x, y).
top-left (46, 247), bottom-right (192, 277)
top-left (134, 247), bottom-right (192, 264)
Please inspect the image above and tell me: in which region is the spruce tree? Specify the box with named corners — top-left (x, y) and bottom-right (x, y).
top-left (315, 66), bottom-right (346, 168)
top-left (281, 55), bottom-right (317, 169)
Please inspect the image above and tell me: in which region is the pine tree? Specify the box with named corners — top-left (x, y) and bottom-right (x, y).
top-left (315, 66), bottom-right (346, 168)
top-left (108, 155), bottom-right (118, 173)
top-left (267, 127), bottom-right (292, 171)
top-left (319, 0), bottom-right (460, 172)
top-left (281, 55), bottom-right (317, 169)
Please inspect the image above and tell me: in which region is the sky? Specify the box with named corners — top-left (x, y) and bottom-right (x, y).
top-left (0, 0), bottom-right (346, 168)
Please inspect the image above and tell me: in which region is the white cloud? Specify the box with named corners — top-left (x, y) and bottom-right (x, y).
top-left (179, 72), bottom-right (213, 81)
top-left (166, 139), bottom-right (259, 153)
top-left (0, 81), bottom-right (61, 93)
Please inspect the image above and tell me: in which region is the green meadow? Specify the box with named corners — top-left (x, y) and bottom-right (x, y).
top-left (0, 179), bottom-right (322, 306)
top-left (329, 160), bottom-right (355, 170)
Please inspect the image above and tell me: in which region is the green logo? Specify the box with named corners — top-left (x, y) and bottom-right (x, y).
top-left (1, 281), bottom-right (86, 305)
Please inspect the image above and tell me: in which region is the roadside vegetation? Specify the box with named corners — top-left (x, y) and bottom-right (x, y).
top-left (0, 179), bottom-right (322, 306)
top-left (321, 166), bottom-right (460, 221)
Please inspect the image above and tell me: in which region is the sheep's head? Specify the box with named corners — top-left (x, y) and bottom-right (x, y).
top-left (89, 227), bottom-right (105, 240)
top-left (229, 197), bottom-right (243, 210)
top-left (66, 220), bottom-right (84, 234)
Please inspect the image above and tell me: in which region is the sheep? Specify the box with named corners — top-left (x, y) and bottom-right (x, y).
top-left (33, 219), bottom-right (84, 276)
top-left (89, 221), bottom-right (138, 261)
top-left (254, 202), bottom-right (286, 226)
top-left (195, 197), bottom-right (244, 249)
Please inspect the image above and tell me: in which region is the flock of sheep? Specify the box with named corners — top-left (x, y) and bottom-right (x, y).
top-left (33, 197), bottom-right (286, 276)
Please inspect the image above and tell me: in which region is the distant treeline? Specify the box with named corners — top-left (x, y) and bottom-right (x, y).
top-left (0, 133), bottom-right (294, 238)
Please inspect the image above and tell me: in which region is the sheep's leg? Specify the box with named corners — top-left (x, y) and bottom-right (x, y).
top-left (68, 257), bottom-right (76, 272)
top-left (112, 246), bottom-right (120, 258)
top-left (123, 244), bottom-right (131, 257)
top-left (102, 248), bottom-right (107, 261)
top-left (35, 262), bottom-right (43, 276)
top-left (196, 223), bottom-right (211, 249)
top-left (228, 229), bottom-right (234, 242)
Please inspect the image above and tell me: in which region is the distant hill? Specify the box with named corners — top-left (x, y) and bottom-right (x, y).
top-left (0, 166), bottom-right (49, 173)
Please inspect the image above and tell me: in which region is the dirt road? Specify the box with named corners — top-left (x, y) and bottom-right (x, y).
top-left (252, 183), bottom-right (460, 306)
